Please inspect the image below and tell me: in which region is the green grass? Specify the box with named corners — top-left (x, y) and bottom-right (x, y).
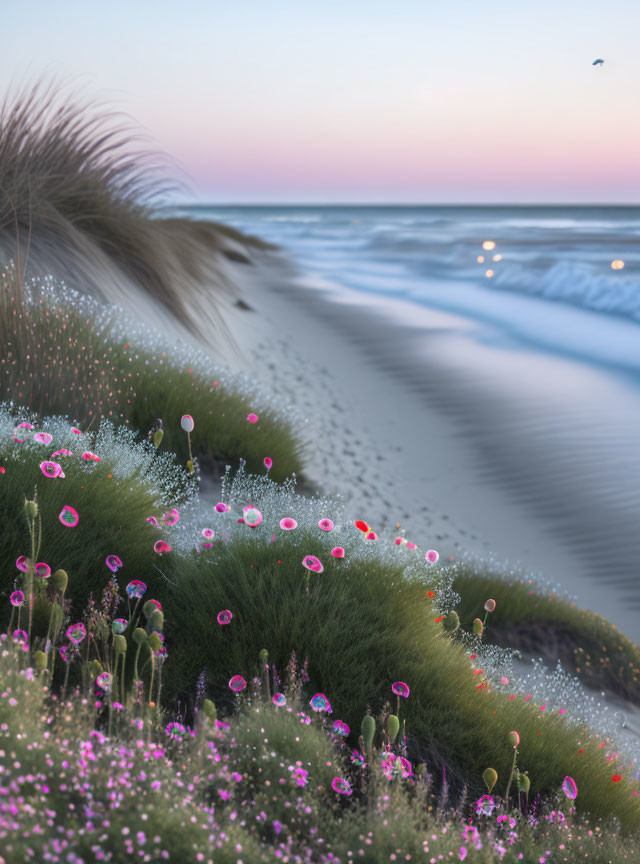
top-left (0, 267), bottom-right (305, 481)
top-left (2, 413), bottom-right (640, 833)
top-left (453, 568), bottom-right (640, 703)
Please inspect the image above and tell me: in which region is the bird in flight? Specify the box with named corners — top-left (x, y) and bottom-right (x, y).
top-left (592, 58), bottom-right (605, 67)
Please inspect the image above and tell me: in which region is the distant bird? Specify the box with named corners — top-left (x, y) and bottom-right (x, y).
top-left (592, 58), bottom-right (605, 67)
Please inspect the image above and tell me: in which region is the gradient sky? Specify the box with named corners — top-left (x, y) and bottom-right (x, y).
top-left (3, 0), bottom-right (640, 203)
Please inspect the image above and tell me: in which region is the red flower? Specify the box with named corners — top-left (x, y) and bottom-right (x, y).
top-left (613, 775), bottom-right (622, 783)
top-left (426, 591), bottom-right (435, 598)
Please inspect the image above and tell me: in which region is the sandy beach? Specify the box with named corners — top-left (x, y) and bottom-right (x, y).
top-left (208, 248), bottom-right (640, 642)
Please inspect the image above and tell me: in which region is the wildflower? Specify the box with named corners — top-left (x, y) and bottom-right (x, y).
top-left (66, 622), bottom-right (87, 644)
top-left (51, 448), bottom-right (72, 458)
top-left (280, 517), bottom-right (298, 530)
top-left (365, 531), bottom-right (378, 540)
top-left (351, 749), bottom-right (366, 767)
top-left (35, 562), bottom-right (51, 579)
top-left (291, 766), bottom-right (308, 786)
top-left (425, 549), bottom-right (439, 564)
top-left (484, 599), bottom-right (496, 612)
top-left (112, 618), bottom-right (128, 634)
top-left (12, 629), bottom-right (28, 644)
top-left (613, 775), bottom-right (622, 782)
top-left (242, 506), bottom-right (263, 527)
top-left (161, 508), bottom-right (180, 526)
top-left (381, 753), bottom-right (412, 779)
top-left (507, 731), bottom-right (520, 748)
top-left (180, 414), bottom-right (195, 432)
top-left (202, 528), bottom-right (214, 540)
top-left (165, 722), bottom-right (187, 739)
top-left (58, 505), bottom-right (79, 527)
top-left (355, 520), bottom-right (370, 533)
top-left (40, 460), bottom-right (63, 478)
top-left (331, 777), bottom-right (352, 796)
top-left (217, 610), bottom-right (233, 625)
top-left (71, 426), bottom-right (82, 435)
top-left (81, 451), bottom-right (101, 462)
top-left (96, 672), bottom-right (113, 692)
top-left (34, 432), bottom-right (53, 445)
top-left (229, 675), bottom-right (247, 692)
top-left (272, 693), bottom-right (287, 707)
top-left (10, 590), bottom-right (24, 607)
top-left (153, 540), bottom-right (172, 554)
top-left (126, 580), bottom-right (147, 599)
top-left (333, 720), bottom-right (350, 736)
top-left (318, 518), bottom-right (334, 531)
top-left (15, 421), bottom-right (34, 430)
top-left (105, 555), bottom-right (123, 573)
top-left (309, 692), bottom-right (332, 713)
top-left (59, 645), bottom-right (71, 663)
top-left (146, 516), bottom-right (159, 526)
top-left (215, 502), bottom-right (229, 513)
top-left (331, 546), bottom-right (345, 558)
top-left (562, 776), bottom-right (578, 799)
top-left (475, 794), bottom-right (496, 816)
top-left (246, 413), bottom-right (258, 423)
top-left (264, 457), bottom-right (272, 470)
top-left (302, 555), bottom-right (323, 573)
top-left (392, 681), bottom-right (410, 698)
top-left (16, 556), bottom-right (29, 572)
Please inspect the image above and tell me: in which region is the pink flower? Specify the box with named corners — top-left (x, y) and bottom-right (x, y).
top-left (154, 541), bottom-right (172, 554)
top-left (217, 610), bottom-right (233, 625)
top-left (392, 681), bottom-right (410, 698)
top-left (161, 508), bottom-right (180, 526)
top-left (280, 517), bottom-right (298, 530)
top-left (58, 505), bottom-right (79, 528)
top-left (331, 547), bottom-right (345, 558)
top-left (81, 451), bottom-right (100, 463)
top-left (105, 555), bottom-right (123, 573)
top-left (40, 461), bottom-right (63, 478)
top-left (34, 432), bottom-right (53, 445)
top-left (242, 506), bottom-right (263, 527)
top-left (302, 555), bottom-right (323, 573)
top-left (425, 549), bottom-right (439, 564)
top-left (215, 502), bottom-right (229, 513)
top-left (318, 518), bottom-right (334, 532)
top-left (264, 457), bottom-right (272, 470)
top-left (51, 449), bottom-right (72, 458)
top-left (246, 413), bottom-right (258, 424)
top-left (229, 675), bottom-right (247, 692)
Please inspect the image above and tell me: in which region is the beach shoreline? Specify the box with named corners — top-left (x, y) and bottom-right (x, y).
top-left (212, 247), bottom-right (640, 642)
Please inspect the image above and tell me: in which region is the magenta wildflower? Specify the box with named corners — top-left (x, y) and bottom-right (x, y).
top-left (51, 448), bottom-right (72, 458)
top-left (331, 546), bottom-right (345, 558)
top-left (302, 555), bottom-right (323, 573)
top-left (202, 528), bottom-right (214, 540)
top-left (165, 722), bottom-right (188, 739)
top-left (40, 460), bottom-right (63, 478)
top-left (12, 629), bottom-right (28, 645)
top-left (242, 506), bottom-right (263, 527)
top-left (58, 505), bottom-right (79, 527)
top-left (35, 562), bottom-right (51, 579)
top-left (215, 502), bottom-right (229, 513)
top-left (562, 776), bottom-right (578, 800)
top-left (425, 549), bottom-right (439, 564)
top-left (153, 540), bottom-right (172, 554)
top-left (9, 590), bottom-right (24, 607)
top-left (66, 622), bottom-right (87, 645)
top-left (180, 414), bottom-right (194, 432)
top-left (264, 456), bottom-right (272, 470)
top-left (272, 692), bottom-right (286, 707)
top-left (217, 610), bottom-right (233, 625)
top-left (392, 681), bottom-right (410, 699)
top-left (81, 451), bottom-right (101, 463)
top-left (331, 777), bottom-right (352, 796)
top-left (162, 508), bottom-right (180, 526)
top-left (16, 556), bottom-right (29, 572)
top-left (309, 692), bottom-right (332, 713)
top-left (318, 518), bottom-right (335, 532)
top-left (280, 517), bottom-right (298, 530)
top-left (105, 555), bottom-right (123, 573)
top-left (34, 432), bottom-right (53, 445)
top-left (126, 580), bottom-right (147, 599)
top-left (112, 618), bottom-right (128, 634)
top-left (333, 720), bottom-right (350, 736)
top-left (96, 672), bottom-right (113, 692)
top-left (246, 413), bottom-right (258, 423)
top-left (146, 516), bottom-right (159, 527)
top-left (229, 675), bottom-right (247, 692)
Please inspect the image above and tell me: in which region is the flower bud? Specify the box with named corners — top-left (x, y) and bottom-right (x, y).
top-left (149, 609), bottom-right (164, 634)
top-left (203, 698), bottom-right (217, 721)
top-left (507, 730), bottom-right (520, 748)
top-left (186, 459), bottom-right (194, 474)
top-left (147, 632), bottom-right (162, 652)
top-left (516, 771), bottom-right (530, 794)
top-left (153, 428), bottom-right (164, 448)
top-left (387, 714), bottom-right (400, 742)
top-left (361, 714), bottom-right (376, 753)
top-left (472, 618), bottom-right (484, 638)
top-left (259, 648), bottom-right (269, 666)
top-left (24, 499), bottom-right (38, 518)
top-left (483, 767), bottom-right (498, 792)
top-left (52, 569), bottom-right (68, 592)
top-left (132, 627), bottom-right (147, 646)
top-left (33, 650), bottom-right (47, 671)
top-left (114, 634), bottom-right (127, 654)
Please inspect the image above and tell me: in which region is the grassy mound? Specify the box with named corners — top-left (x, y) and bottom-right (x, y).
top-left (0, 270), bottom-right (304, 481)
top-left (2, 421), bottom-right (639, 834)
top-left (453, 568), bottom-right (640, 703)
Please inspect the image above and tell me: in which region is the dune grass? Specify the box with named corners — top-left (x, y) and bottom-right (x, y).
top-left (453, 568), bottom-right (640, 703)
top-left (0, 82), bottom-right (254, 337)
top-left (0, 268), bottom-right (305, 481)
top-left (2, 421), bottom-right (640, 834)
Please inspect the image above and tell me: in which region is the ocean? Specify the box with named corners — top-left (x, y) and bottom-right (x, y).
top-left (177, 204), bottom-right (640, 379)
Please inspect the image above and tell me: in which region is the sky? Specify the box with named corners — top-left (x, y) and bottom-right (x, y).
top-left (3, 0), bottom-right (640, 203)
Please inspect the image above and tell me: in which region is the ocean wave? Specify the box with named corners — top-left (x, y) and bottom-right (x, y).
top-left (494, 260), bottom-right (640, 321)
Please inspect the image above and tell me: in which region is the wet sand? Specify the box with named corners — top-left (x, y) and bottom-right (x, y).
top-left (210, 250), bottom-right (640, 642)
